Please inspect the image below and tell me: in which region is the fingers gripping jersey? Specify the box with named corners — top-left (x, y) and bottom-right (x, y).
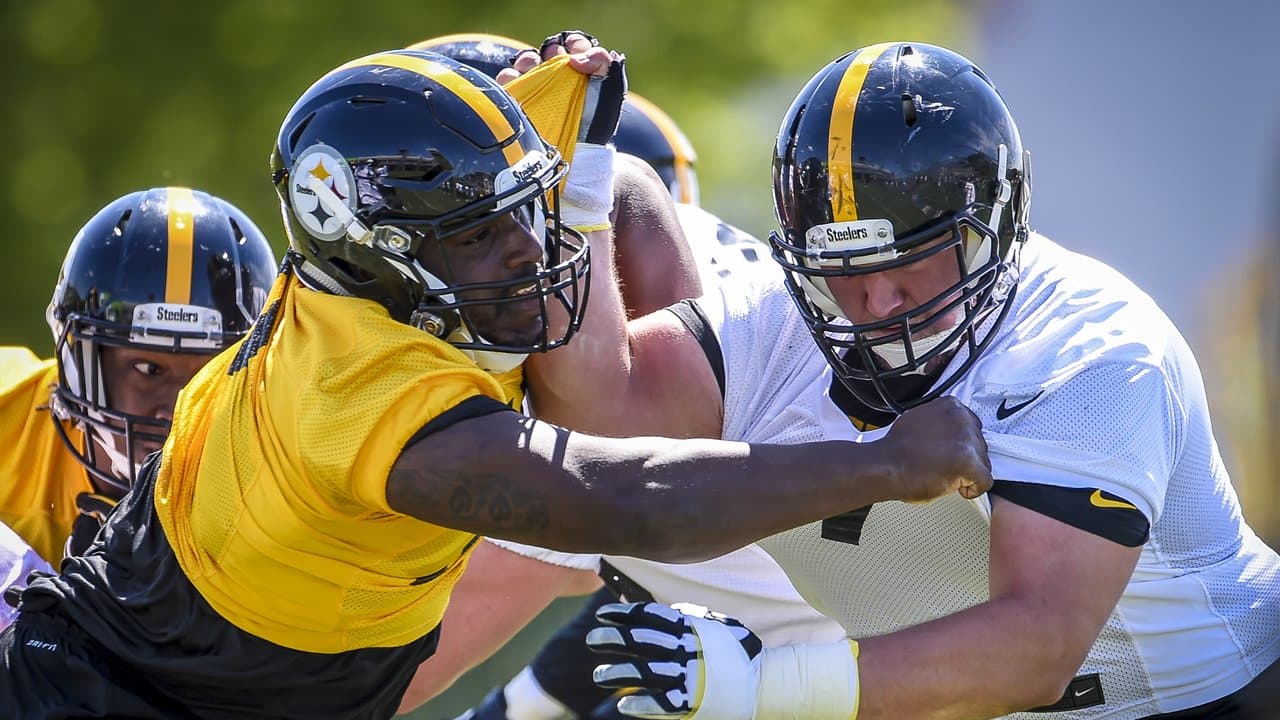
top-left (703, 235), bottom-right (1280, 718)
top-left (502, 55), bottom-right (589, 167)
top-left (151, 272), bottom-right (519, 653)
top-left (0, 347), bottom-right (92, 564)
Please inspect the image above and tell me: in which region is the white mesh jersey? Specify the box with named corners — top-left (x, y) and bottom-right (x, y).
top-left (674, 203), bottom-right (780, 288)
top-left (699, 234), bottom-right (1280, 718)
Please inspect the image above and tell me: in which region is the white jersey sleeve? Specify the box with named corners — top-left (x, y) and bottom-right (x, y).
top-left (674, 204), bottom-right (779, 288)
top-left (484, 539), bottom-right (602, 572)
top-left (953, 235), bottom-right (1197, 526)
top-left (978, 360), bottom-right (1180, 523)
top-left (1, 521), bottom-right (55, 629)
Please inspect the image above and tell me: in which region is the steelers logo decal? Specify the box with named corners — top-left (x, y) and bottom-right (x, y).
top-left (289, 143), bottom-right (357, 241)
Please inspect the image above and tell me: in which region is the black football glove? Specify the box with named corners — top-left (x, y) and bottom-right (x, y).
top-left (538, 29), bottom-right (627, 145)
top-left (587, 601), bottom-right (762, 720)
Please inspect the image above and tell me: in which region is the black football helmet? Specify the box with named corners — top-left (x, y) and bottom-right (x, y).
top-left (47, 187), bottom-right (278, 492)
top-left (270, 48), bottom-right (589, 373)
top-left (407, 32), bottom-right (532, 79)
top-left (770, 42), bottom-right (1031, 413)
top-left (614, 93), bottom-right (700, 207)
top-left (415, 35), bottom-right (697, 207)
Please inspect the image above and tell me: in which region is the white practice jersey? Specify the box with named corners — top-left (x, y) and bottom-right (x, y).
top-left (490, 537), bottom-right (848, 648)
top-left (491, 206), bottom-right (843, 648)
top-left (699, 234), bottom-right (1280, 718)
top-left (673, 203), bottom-right (779, 288)
top-left (0, 521), bottom-right (54, 629)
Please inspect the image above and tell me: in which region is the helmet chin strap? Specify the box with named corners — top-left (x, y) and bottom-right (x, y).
top-left (85, 420), bottom-right (135, 491)
top-left (58, 338), bottom-right (136, 490)
top-left (444, 324), bottom-right (527, 372)
top-left (469, 348), bottom-right (528, 374)
top-left (869, 330), bottom-right (953, 375)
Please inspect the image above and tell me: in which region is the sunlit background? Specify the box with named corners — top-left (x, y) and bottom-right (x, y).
top-left (2, 1), bottom-right (1275, 717)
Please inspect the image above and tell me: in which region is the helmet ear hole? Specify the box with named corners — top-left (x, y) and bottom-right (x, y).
top-left (902, 94), bottom-right (918, 127)
top-left (287, 112), bottom-right (316, 154)
top-left (326, 257), bottom-right (374, 284)
top-left (112, 209), bottom-right (132, 238)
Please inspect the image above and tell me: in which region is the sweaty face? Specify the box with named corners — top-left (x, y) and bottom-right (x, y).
top-left (96, 346), bottom-right (211, 468)
top-left (822, 231), bottom-right (967, 369)
top-left (416, 206), bottom-right (548, 347)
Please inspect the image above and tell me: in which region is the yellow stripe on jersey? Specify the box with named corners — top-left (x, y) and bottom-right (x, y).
top-left (337, 53), bottom-right (525, 166)
top-left (164, 187), bottom-right (195, 305)
top-left (627, 93), bottom-right (699, 205)
top-left (827, 43), bottom-right (896, 222)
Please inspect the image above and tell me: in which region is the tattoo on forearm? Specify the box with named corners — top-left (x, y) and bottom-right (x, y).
top-left (391, 466), bottom-right (551, 535)
top-left (448, 475), bottom-right (550, 532)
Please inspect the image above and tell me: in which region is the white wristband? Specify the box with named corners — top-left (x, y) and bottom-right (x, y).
top-left (502, 666), bottom-right (574, 720)
top-left (484, 538), bottom-right (602, 571)
top-left (756, 639), bottom-right (861, 720)
top-left (560, 143), bottom-right (615, 232)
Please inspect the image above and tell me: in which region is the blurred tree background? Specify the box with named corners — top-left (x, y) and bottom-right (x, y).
top-left (0, 0), bottom-right (970, 352)
top-left (0, 2), bottom-right (971, 717)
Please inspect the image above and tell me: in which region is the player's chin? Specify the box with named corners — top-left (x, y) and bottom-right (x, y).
top-left (475, 314), bottom-right (546, 348)
top-left (131, 444), bottom-right (163, 466)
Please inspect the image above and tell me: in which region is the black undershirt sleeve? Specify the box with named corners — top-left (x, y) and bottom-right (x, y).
top-left (991, 480), bottom-right (1150, 547)
top-left (665, 299), bottom-right (726, 400)
top-left (406, 395), bottom-right (516, 446)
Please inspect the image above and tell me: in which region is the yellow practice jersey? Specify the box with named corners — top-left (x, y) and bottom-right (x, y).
top-left (505, 54), bottom-right (588, 168)
top-left (154, 272), bottom-right (522, 653)
top-left (0, 346), bottom-right (92, 564)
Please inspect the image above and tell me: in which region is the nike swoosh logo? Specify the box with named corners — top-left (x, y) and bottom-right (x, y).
top-left (995, 392), bottom-right (1042, 420)
top-left (1089, 489), bottom-right (1138, 511)
top-left (1074, 687), bottom-right (1094, 697)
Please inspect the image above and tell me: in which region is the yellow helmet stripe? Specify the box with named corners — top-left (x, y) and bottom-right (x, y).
top-left (337, 53), bottom-right (525, 166)
top-left (628, 93), bottom-right (698, 204)
top-left (827, 43), bottom-right (896, 222)
top-left (164, 186), bottom-right (195, 305)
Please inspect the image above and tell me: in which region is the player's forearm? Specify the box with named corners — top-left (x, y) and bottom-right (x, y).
top-left (554, 432), bottom-right (903, 562)
top-left (854, 598), bottom-right (1080, 719)
top-left (390, 413), bottom-right (911, 563)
